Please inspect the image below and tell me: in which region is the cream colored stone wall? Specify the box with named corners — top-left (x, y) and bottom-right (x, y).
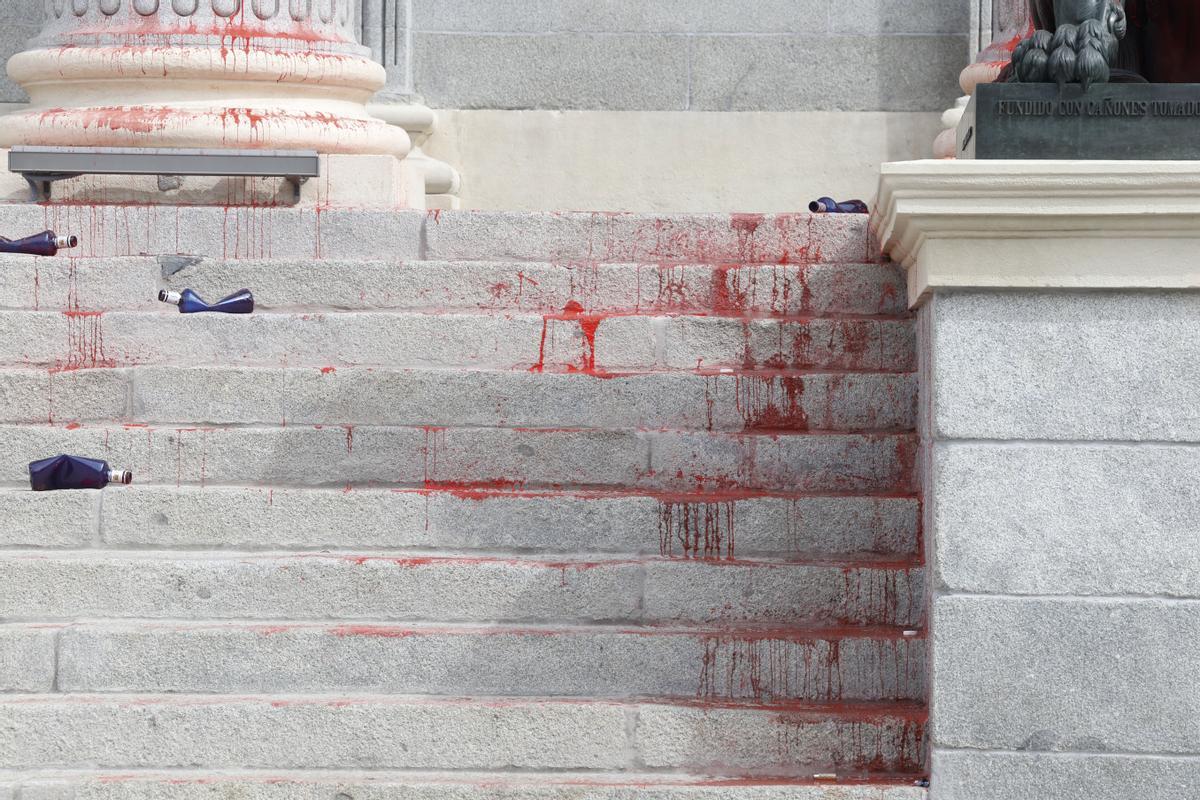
top-left (425, 109), bottom-right (943, 212)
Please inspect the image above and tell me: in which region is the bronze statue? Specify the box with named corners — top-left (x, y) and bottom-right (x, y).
top-left (1010, 1), bottom-right (1200, 85)
top-left (1119, 1), bottom-right (1200, 82)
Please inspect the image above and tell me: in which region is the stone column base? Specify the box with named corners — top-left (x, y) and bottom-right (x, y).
top-left (0, 152), bottom-right (422, 210)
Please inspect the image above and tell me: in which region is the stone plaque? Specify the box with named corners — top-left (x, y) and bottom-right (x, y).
top-left (958, 82), bottom-right (1200, 159)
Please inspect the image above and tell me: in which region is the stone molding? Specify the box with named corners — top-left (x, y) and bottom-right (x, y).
top-left (36, 0), bottom-right (359, 50)
top-left (368, 100), bottom-right (461, 200)
top-left (875, 159), bottom-right (1200, 306)
top-left (44, 0), bottom-right (353, 23)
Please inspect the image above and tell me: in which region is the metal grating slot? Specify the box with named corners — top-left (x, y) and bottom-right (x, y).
top-left (8, 146), bottom-right (321, 202)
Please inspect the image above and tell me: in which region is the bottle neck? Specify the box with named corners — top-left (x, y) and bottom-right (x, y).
top-left (107, 469), bottom-right (132, 485)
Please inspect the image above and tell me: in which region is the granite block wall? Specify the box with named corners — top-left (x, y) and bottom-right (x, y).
top-left (923, 290), bottom-right (1200, 800)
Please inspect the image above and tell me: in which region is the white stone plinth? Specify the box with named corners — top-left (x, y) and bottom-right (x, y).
top-left (874, 159), bottom-right (1200, 306)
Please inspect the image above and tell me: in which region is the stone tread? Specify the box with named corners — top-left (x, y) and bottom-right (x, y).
top-left (0, 309), bottom-right (914, 373)
top-left (0, 773), bottom-right (929, 799)
top-left (0, 255), bottom-right (907, 316)
top-left (0, 207), bottom-right (875, 264)
top-left (0, 424), bottom-right (918, 494)
top-left (86, 486), bottom-right (920, 557)
top-left (0, 695), bottom-right (927, 773)
top-left (46, 621), bottom-right (925, 701)
top-left (0, 365), bottom-right (917, 433)
top-left (0, 552), bottom-right (925, 627)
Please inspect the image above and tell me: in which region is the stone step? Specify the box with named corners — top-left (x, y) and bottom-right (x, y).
top-left (6, 774), bottom-right (928, 800)
top-left (0, 366), bottom-right (915, 432)
top-left (0, 310), bottom-right (914, 373)
top-left (0, 255), bottom-right (906, 317)
top-left (48, 622), bottom-right (926, 702)
top-left (0, 553), bottom-right (924, 627)
top-left (2, 206), bottom-right (872, 264)
top-left (0, 425), bottom-right (917, 494)
top-left (0, 696), bottom-right (926, 774)
top-left (88, 487), bottom-right (919, 558)
top-left (423, 211), bottom-right (873, 266)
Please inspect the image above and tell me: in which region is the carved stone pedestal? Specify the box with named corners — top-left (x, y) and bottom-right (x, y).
top-left (877, 159), bottom-right (1200, 800)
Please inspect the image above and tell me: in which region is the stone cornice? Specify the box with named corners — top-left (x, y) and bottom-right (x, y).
top-left (874, 159), bottom-right (1200, 307)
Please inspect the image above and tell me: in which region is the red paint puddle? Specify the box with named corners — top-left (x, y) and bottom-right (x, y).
top-left (329, 626), bottom-right (416, 639)
top-left (419, 479), bottom-right (529, 500)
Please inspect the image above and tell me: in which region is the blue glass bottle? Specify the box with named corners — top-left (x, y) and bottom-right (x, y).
top-left (809, 197), bottom-right (869, 214)
top-left (0, 231), bottom-right (78, 256)
top-left (29, 454), bottom-right (132, 491)
top-left (158, 288), bottom-right (255, 314)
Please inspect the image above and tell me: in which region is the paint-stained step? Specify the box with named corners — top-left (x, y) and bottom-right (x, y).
top-left (0, 206), bottom-right (874, 264)
top-left (0, 424), bottom-right (917, 494)
top-left (93, 486), bottom-right (920, 559)
top-left (0, 696), bottom-right (926, 774)
top-left (6, 773), bottom-right (928, 799)
top-left (0, 255), bottom-right (907, 317)
top-left (52, 622), bottom-right (926, 702)
top-left (0, 309), bottom-right (912, 373)
top-left (0, 553), bottom-right (925, 627)
top-left (0, 366), bottom-right (916, 433)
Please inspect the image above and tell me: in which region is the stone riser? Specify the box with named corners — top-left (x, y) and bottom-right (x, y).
top-left (0, 310), bottom-right (915, 373)
top-left (0, 207), bottom-right (873, 264)
top-left (2, 776), bottom-right (928, 800)
top-left (0, 696), bottom-right (926, 775)
top-left (1, 366), bottom-right (916, 433)
top-left (0, 424), bottom-right (917, 494)
top-left (0, 256), bottom-right (907, 317)
top-left (0, 486), bottom-right (919, 559)
top-left (3, 622), bottom-right (926, 702)
top-left (0, 553), bottom-right (924, 628)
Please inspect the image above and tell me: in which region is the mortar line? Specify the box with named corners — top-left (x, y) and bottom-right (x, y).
top-left (939, 436), bottom-right (1200, 448)
top-left (404, 0), bottom-right (414, 93)
top-left (935, 745), bottom-right (1200, 761)
top-left (940, 590), bottom-right (1200, 605)
top-left (49, 628), bottom-right (60, 694)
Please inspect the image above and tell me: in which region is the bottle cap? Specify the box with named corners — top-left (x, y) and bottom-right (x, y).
top-left (158, 290), bottom-right (182, 305)
top-left (55, 235), bottom-right (79, 249)
top-left (110, 470), bottom-right (133, 485)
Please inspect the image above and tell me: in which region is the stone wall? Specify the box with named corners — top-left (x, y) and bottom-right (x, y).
top-left (925, 290), bottom-right (1200, 800)
top-left (0, 0), bottom-right (43, 102)
top-left (368, 0), bottom-right (968, 113)
top-left (0, 0), bottom-right (972, 211)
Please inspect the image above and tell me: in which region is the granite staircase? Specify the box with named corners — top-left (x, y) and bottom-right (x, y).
top-left (0, 206), bottom-right (926, 799)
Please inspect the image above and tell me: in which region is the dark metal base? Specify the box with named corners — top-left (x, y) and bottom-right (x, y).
top-left (958, 82), bottom-right (1200, 159)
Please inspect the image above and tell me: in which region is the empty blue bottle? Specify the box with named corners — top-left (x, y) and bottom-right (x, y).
top-left (0, 231), bottom-right (78, 256)
top-left (29, 454), bottom-right (132, 491)
top-left (158, 288), bottom-right (254, 314)
top-left (809, 197), bottom-right (869, 214)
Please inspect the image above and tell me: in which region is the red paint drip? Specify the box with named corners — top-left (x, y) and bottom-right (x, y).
top-left (531, 301), bottom-right (608, 374)
top-left (658, 500), bottom-right (737, 560)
